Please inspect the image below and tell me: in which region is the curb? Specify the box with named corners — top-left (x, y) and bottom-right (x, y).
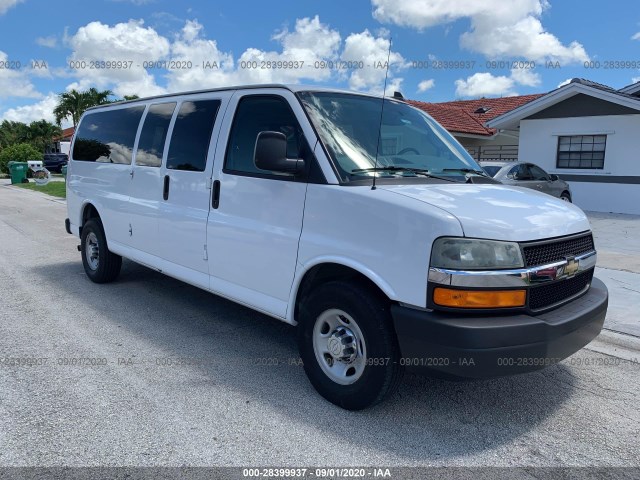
top-left (3, 184), bottom-right (66, 205)
top-left (585, 329), bottom-right (640, 361)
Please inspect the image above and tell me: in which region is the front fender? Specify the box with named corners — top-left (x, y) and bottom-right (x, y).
top-left (286, 256), bottom-right (399, 324)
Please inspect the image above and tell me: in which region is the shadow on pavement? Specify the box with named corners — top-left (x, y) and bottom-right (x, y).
top-left (33, 258), bottom-right (577, 460)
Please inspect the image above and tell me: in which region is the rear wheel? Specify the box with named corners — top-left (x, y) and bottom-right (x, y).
top-left (81, 219), bottom-right (122, 283)
top-left (560, 191), bottom-right (571, 202)
top-left (298, 280), bottom-right (403, 410)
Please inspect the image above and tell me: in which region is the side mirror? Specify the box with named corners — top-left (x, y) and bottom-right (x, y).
top-left (254, 131), bottom-right (304, 174)
top-left (550, 174), bottom-right (559, 181)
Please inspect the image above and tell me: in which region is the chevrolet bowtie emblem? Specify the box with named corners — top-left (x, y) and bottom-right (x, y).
top-left (564, 257), bottom-right (579, 277)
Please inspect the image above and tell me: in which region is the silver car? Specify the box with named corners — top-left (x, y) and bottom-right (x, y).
top-left (491, 162), bottom-right (572, 202)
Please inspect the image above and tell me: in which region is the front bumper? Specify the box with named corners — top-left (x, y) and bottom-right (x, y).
top-left (391, 277), bottom-right (608, 378)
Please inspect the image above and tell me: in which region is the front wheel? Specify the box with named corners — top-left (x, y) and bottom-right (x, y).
top-left (560, 192), bottom-right (572, 202)
top-left (80, 219), bottom-right (122, 283)
top-left (298, 281), bottom-right (403, 410)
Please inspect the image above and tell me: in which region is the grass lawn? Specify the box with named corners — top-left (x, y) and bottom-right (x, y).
top-left (15, 181), bottom-right (66, 198)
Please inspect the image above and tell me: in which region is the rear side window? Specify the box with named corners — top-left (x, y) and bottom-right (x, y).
top-left (166, 99), bottom-right (220, 172)
top-left (135, 102), bottom-right (176, 167)
top-left (73, 106), bottom-right (145, 164)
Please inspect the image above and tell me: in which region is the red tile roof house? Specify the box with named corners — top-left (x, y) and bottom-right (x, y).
top-left (50, 126), bottom-right (75, 155)
top-left (408, 94), bottom-right (544, 162)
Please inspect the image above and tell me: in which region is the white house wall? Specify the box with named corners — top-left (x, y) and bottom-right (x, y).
top-left (518, 115), bottom-right (640, 215)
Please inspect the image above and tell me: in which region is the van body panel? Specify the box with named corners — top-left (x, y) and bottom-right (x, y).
top-left (295, 184), bottom-right (464, 312)
top-left (154, 94), bottom-right (230, 275)
top-left (68, 163), bottom-right (131, 245)
top-left (126, 103), bottom-right (174, 257)
top-left (380, 183), bottom-right (591, 242)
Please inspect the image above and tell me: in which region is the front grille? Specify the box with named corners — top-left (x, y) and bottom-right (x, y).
top-left (529, 269), bottom-right (593, 311)
top-left (522, 233), bottom-right (594, 267)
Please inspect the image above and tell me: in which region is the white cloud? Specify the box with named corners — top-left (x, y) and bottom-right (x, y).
top-left (632, 76), bottom-right (640, 84)
top-left (371, 0), bottom-right (588, 64)
top-left (417, 79), bottom-right (435, 92)
top-left (0, 93), bottom-right (71, 126)
top-left (340, 29), bottom-right (405, 93)
top-left (0, 51), bottom-right (42, 98)
top-left (66, 20), bottom-right (169, 97)
top-left (509, 67), bottom-right (541, 87)
top-left (455, 67), bottom-right (542, 97)
top-left (36, 36), bottom-right (57, 48)
top-left (455, 73), bottom-right (516, 98)
top-left (0, 0), bottom-right (21, 14)
top-left (167, 16), bottom-right (342, 91)
top-left (632, 32), bottom-right (640, 40)
top-left (557, 78), bottom-right (573, 88)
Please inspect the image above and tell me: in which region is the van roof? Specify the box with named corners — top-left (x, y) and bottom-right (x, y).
top-left (85, 84), bottom-right (383, 111)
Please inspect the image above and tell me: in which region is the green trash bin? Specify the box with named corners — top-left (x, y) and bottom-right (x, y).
top-left (8, 162), bottom-right (28, 184)
top-left (61, 164), bottom-right (68, 178)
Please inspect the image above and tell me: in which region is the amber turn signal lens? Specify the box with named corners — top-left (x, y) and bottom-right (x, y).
top-left (433, 288), bottom-right (526, 308)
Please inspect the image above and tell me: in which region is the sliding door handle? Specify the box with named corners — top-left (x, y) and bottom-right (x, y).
top-left (212, 180), bottom-right (221, 209)
top-left (163, 175), bottom-right (170, 200)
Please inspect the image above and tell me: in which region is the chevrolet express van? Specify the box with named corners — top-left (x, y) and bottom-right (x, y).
top-left (65, 85), bottom-right (608, 410)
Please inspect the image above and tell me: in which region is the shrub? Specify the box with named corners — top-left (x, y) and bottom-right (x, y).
top-left (0, 143), bottom-right (43, 173)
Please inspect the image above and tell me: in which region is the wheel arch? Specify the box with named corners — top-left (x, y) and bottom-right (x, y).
top-left (288, 259), bottom-right (397, 325)
top-left (78, 201), bottom-right (102, 236)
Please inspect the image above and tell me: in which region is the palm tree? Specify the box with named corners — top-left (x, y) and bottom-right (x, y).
top-left (85, 87), bottom-right (113, 106)
top-left (53, 89), bottom-right (84, 127)
top-left (53, 88), bottom-right (114, 127)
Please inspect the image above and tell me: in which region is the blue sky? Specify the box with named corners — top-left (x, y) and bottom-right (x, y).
top-left (0, 0), bottom-right (639, 126)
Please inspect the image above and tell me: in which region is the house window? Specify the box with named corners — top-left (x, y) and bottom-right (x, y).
top-left (557, 135), bottom-right (606, 169)
top-left (381, 137), bottom-right (399, 155)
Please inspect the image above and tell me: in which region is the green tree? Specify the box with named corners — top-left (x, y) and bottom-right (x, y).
top-left (26, 120), bottom-right (62, 153)
top-left (0, 143), bottom-right (43, 173)
top-left (53, 88), bottom-right (114, 127)
top-left (0, 120), bottom-right (30, 149)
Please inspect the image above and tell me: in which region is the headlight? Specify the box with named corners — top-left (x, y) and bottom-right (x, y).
top-left (431, 237), bottom-right (524, 270)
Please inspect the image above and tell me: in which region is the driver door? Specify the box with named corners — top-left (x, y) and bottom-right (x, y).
top-left (527, 164), bottom-right (554, 195)
top-left (206, 89), bottom-right (316, 318)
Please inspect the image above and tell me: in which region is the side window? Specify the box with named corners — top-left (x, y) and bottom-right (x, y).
top-left (224, 96), bottom-right (305, 176)
top-left (528, 164), bottom-right (549, 181)
top-left (73, 106), bottom-right (145, 164)
top-left (510, 164), bottom-right (531, 180)
top-left (166, 99), bottom-right (220, 172)
top-left (135, 102), bottom-right (176, 167)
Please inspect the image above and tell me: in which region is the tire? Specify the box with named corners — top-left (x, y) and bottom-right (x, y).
top-left (560, 192), bottom-right (572, 202)
top-left (298, 280), bottom-right (403, 410)
top-left (80, 219), bottom-right (122, 283)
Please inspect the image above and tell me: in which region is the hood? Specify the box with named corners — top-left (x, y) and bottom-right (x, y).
top-left (381, 183), bottom-right (590, 242)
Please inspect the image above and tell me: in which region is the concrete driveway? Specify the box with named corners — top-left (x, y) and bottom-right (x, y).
top-left (589, 212), bottom-right (640, 337)
top-left (0, 185), bottom-right (638, 470)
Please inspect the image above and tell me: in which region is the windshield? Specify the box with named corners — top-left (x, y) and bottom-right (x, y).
top-left (298, 91), bottom-right (484, 182)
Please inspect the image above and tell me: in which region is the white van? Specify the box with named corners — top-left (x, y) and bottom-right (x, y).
top-left (65, 85), bottom-right (608, 410)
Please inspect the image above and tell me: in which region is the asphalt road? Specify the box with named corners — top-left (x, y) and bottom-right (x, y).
top-left (0, 185), bottom-right (639, 468)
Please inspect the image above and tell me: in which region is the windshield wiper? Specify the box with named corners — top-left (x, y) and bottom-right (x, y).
top-left (351, 166), bottom-right (457, 181)
top-left (441, 168), bottom-right (489, 177)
